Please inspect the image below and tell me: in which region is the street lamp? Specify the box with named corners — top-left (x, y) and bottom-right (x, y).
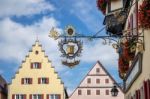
top-left (111, 85), bottom-right (119, 96)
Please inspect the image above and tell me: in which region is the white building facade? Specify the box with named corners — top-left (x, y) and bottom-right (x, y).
top-left (69, 61), bottom-right (124, 99)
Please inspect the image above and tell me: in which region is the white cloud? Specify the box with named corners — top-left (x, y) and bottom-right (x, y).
top-left (81, 40), bottom-right (119, 67)
top-left (0, 0), bottom-right (55, 18)
top-left (0, 17), bottom-right (64, 72)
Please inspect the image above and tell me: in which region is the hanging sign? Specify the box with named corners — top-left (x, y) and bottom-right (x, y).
top-left (124, 53), bottom-right (142, 92)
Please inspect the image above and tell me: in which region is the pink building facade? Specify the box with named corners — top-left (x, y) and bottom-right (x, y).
top-left (69, 61), bottom-right (124, 99)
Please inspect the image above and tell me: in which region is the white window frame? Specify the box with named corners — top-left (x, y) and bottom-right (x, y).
top-left (48, 94), bottom-right (59, 99)
top-left (15, 94), bottom-right (24, 99)
top-left (24, 78), bottom-right (30, 84)
top-left (33, 63), bottom-right (40, 69)
top-left (41, 78), bottom-right (47, 84)
top-left (32, 94), bottom-right (42, 99)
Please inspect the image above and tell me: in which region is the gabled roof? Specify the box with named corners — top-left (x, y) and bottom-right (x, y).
top-left (69, 61), bottom-right (123, 97)
top-left (96, 61), bottom-right (123, 92)
top-left (9, 40), bottom-right (64, 85)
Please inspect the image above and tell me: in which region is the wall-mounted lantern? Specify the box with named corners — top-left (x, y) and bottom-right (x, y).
top-left (111, 85), bottom-right (119, 96)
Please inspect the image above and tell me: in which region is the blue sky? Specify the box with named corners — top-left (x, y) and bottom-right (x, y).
top-left (0, 0), bottom-right (122, 95)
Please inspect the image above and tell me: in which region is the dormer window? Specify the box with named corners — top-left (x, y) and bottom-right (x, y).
top-left (31, 62), bottom-right (41, 69)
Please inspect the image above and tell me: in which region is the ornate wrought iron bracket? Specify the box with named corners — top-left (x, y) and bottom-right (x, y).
top-left (49, 25), bottom-right (144, 67)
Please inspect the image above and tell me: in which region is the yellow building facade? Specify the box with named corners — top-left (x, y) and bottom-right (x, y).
top-left (8, 41), bottom-right (68, 99)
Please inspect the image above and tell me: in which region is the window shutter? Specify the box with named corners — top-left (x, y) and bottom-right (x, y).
top-left (128, 19), bottom-right (130, 29)
top-left (30, 78), bottom-right (32, 84)
top-left (136, 1), bottom-right (138, 32)
top-left (21, 78), bottom-right (24, 84)
top-left (47, 94), bottom-right (49, 99)
top-left (136, 90), bottom-right (138, 99)
top-left (12, 94), bottom-right (15, 99)
top-left (41, 94), bottom-right (44, 99)
top-left (24, 94), bottom-right (26, 99)
top-left (38, 78), bottom-right (41, 84)
top-left (31, 63), bottom-right (33, 69)
top-left (58, 94), bottom-right (61, 99)
top-left (39, 63), bottom-right (41, 69)
top-left (138, 90), bottom-right (141, 99)
top-left (144, 81), bottom-right (148, 99)
top-left (147, 80), bottom-right (150, 99)
top-left (29, 94), bottom-right (32, 99)
top-left (46, 78), bottom-right (49, 84)
top-left (130, 14), bottom-right (133, 35)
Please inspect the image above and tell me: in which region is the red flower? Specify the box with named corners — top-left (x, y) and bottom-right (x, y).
top-left (138, 0), bottom-right (150, 29)
top-left (97, 0), bottom-right (108, 14)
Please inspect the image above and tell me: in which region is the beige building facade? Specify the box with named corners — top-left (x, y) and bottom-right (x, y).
top-left (69, 61), bottom-right (124, 99)
top-left (8, 41), bottom-right (68, 99)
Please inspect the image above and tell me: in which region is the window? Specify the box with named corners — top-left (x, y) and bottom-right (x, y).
top-left (106, 90), bottom-right (109, 95)
top-left (96, 68), bottom-right (100, 73)
top-left (87, 78), bottom-right (91, 84)
top-left (130, 14), bottom-right (134, 35)
top-left (31, 62), bottom-right (41, 69)
top-left (105, 79), bottom-right (109, 84)
top-left (143, 80), bottom-right (150, 99)
top-left (96, 90), bottom-right (100, 95)
top-left (47, 94), bottom-right (60, 99)
top-left (78, 90), bottom-right (82, 95)
top-left (96, 79), bottom-right (100, 84)
top-left (21, 78), bottom-right (32, 84)
top-left (38, 77), bottom-right (49, 84)
top-left (35, 51), bottom-right (39, 55)
top-left (30, 94), bottom-right (43, 99)
top-left (87, 90), bottom-right (91, 95)
top-left (12, 94), bottom-right (26, 99)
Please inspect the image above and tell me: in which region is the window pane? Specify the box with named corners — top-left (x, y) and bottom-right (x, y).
top-left (87, 78), bottom-right (91, 84)
top-left (87, 90), bottom-right (91, 95)
top-left (106, 90), bottom-right (109, 95)
top-left (96, 79), bottom-right (100, 84)
top-left (78, 90), bottom-right (82, 95)
top-left (105, 79), bottom-right (109, 83)
top-left (96, 90), bottom-right (100, 95)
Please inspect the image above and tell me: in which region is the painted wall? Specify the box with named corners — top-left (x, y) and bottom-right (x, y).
top-left (69, 62), bottom-right (124, 99)
top-left (8, 41), bottom-right (66, 99)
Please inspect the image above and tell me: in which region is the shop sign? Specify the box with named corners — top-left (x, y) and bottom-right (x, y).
top-left (124, 53), bottom-right (142, 92)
